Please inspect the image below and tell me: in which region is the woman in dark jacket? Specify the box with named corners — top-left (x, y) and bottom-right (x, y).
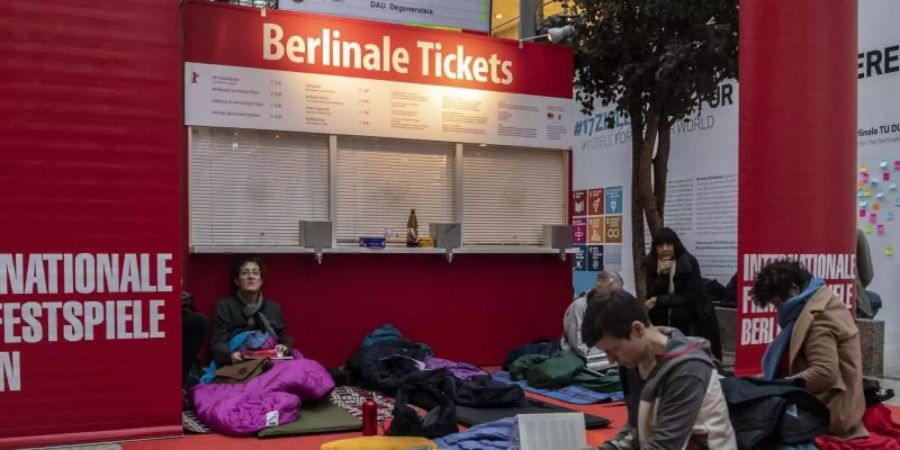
top-left (211, 255), bottom-right (293, 366)
top-left (644, 227), bottom-right (723, 360)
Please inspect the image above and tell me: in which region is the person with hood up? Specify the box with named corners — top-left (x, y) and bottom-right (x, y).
top-left (644, 227), bottom-right (723, 361)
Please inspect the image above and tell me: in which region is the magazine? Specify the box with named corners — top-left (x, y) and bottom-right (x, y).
top-left (240, 349), bottom-right (293, 360)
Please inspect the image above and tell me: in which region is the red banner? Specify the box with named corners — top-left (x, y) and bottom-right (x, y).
top-left (735, 0), bottom-right (858, 375)
top-left (184, 1), bottom-right (573, 99)
top-left (0, 1), bottom-right (182, 447)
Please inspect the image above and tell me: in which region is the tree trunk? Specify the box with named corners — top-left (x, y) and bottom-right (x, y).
top-left (639, 109), bottom-right (664, 235)
top-left (628, 103), bottom-right (647, 300)
top-left (653, 119), bottom-right (671, 219)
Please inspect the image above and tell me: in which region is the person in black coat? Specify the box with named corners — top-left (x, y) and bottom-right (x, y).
top-left (182, 291), bottom-right (209, 386)
top-left (210, 255), bottom-right (293, 366)
top-left (643, 227), bottom-right (723, 361)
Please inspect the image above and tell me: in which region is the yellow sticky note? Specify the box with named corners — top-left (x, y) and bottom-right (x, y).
top-left (864, 188), bottom-right (873, 197)
top-left (874, 202), bottom-right (881, 211)
top-left (886, 246), bottom-right (895, 256)
top-left (864, 223), bottom-right (874, 233)
top-left (857, 181), bottom-right (865, 189)
top-left (860, 164), bottom-right (868, 173)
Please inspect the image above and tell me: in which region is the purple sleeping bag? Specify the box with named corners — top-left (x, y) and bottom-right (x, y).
top-left (190, 358), bottom-right (335, 436)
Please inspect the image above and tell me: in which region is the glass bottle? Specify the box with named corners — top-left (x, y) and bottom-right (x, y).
top-left (406, 209), bottom-right (419, 247)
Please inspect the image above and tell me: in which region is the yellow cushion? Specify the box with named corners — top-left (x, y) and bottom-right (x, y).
top-left (321, 436), bottom-right (436, 450)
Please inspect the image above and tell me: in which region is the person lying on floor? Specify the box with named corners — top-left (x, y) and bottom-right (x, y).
top-left (561, 270), bottom-right (623, 369)
top-left (210, 255), bottom-right (293, 367)
top-left (582, 289), bottom-right (736, 450)
top-left (752, 259), bottom-right (868, 440)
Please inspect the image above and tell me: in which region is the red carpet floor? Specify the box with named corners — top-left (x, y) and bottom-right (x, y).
top-left (124, 396), bottom-right (898, 450)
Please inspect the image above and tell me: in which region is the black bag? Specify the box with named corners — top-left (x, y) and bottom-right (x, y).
top-left (721, 377), bottom-right (829, 450)
top-left (386, 369), bottom-right (458, 439)
top-left (455, 375), bottom-right (525, 408)
top-left (864, 378), bottom-right (895, 407)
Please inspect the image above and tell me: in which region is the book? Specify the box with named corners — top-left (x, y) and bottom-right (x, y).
top-left (240, 349), bottom-right (293, 360)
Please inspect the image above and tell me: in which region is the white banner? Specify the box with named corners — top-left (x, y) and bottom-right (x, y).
top-left (858, 0), bottom-right (900, 333)
top-left (186, 62), bottom-right (572, 149)
top-left (571, 82), bottom-right (738, 294)
top-left (279, 0), bottom-right (490, 33)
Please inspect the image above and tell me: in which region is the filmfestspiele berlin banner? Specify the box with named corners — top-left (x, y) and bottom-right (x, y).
top-left (0, 1), bottom-right (182, 447)
top-left (734, 0), bottom-right (857, 376)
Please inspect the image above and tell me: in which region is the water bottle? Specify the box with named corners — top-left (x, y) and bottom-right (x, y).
top-left (362, 396), bottom-right (377, 436)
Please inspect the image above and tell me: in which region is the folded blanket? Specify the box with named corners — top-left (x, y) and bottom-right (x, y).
top-left (433, 417), bottom-right (519, 450)
top-left (491, 371), bottom-right (623, 405)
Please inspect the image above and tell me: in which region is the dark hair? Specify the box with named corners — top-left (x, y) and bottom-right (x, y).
top-left (232, 255), bottom-right (266, 281)
top-left (581, 289), bottom-right (649, 347)
top-left (751, 259), bottom-right (812, 307)
top-left (650, 227), bottom-right (685, 258)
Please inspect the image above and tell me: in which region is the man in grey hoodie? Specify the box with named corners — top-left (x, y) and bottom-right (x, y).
top-left (582, 290), bottom-right (736, 450)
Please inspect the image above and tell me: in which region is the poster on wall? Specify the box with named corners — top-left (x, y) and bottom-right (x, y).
top-left (184, 2), bottom-right (573, 150)
top-left (857, 0), bottom-right (900, 335)
top-left (571, 82), bottom-right (738, 295)
top-left (571, 182), bottom-right (625, 293)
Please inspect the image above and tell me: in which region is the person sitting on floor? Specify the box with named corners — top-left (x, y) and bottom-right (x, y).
top-left (752, 259), bottom-right (868, 440)
top-left (210, 255), bottom-right (293, 367)
top-left (644, 227), bottom-right (723, 362)
top-left (855, 228), bottom-right (883, 318)
top-left (583, 289), bottom-right (736, 449)
top-left (561, 270), bottom-right (623, 369)
top-left (182, 290), bottom-right (209, 387)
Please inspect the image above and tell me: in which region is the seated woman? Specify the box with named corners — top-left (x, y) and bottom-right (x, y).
top-left (644, 227), bottom-right (723, 360)
top-left (752, 259), bottom-right (868, 439)
top-left (211, 255), bottom-right (293, 367)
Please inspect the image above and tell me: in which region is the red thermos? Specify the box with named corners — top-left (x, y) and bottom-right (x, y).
top-left (362, 397), bottom-right (377, 436)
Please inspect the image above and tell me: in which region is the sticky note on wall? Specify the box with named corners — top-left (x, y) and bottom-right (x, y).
top-left (869, 213), bottom-right (878, 223)
top-left (877, 224), bottom-right (885, 234)
top-left (887, 246), bottom-right (895, 256)
top-left (865, 223), bottom-right (874, 233)
top-left (888, 211), bottom-right (896, 221)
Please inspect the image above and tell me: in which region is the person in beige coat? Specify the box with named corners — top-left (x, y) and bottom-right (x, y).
top-left (752, 259), bottom-right (868, 440)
